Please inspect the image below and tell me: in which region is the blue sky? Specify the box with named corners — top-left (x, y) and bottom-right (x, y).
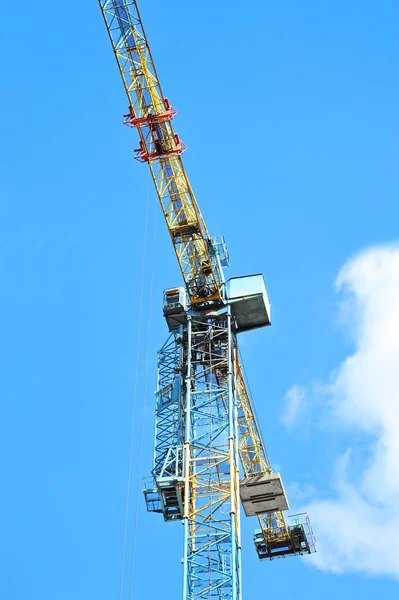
top-left (1, 1), bottom-right (398, 598)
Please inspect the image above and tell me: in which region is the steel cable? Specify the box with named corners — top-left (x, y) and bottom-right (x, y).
top-left (119, 173), bottom-right (151, 600)
top-left (129, 186), bottom-right (158, 599)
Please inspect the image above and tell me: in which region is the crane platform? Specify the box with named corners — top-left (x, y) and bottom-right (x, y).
top-left (143, 476), bottom-right (185, 521)
top-left (254, 513), bottom-right (316, 560)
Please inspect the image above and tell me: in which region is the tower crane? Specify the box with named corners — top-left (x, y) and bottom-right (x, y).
top-left (98, 2), bottom-right (316, 598)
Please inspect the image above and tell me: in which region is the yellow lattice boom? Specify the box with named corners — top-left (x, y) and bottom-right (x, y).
top-left (235, 354), bottom-right (290, 543)
top-left (99, 0), bottom-right (223, 303)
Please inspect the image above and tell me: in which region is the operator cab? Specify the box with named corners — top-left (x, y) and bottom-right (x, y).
top-left (163, 287), bottom-right (188, 331)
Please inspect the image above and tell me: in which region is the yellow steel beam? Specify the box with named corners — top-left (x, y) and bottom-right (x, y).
top-left (99, 0), bottom-right (223, 303)
top-left (235, 351), bottom-right (290, 543)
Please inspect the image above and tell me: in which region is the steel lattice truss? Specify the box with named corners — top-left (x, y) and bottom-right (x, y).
top-left (99, 0), bottom-right (223, 303)
top-left (150, 319), bottom-right (292, 599)
top-left (99, 2), bottom-right (315, 598)
top-left (154, 333), bottom-right (184, 479)
top-left (183, 312), bottom-right (240, 599)
top-left (235, 361), bottom-right (288, 540)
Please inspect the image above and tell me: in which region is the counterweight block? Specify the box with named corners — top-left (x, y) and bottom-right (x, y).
top-left (240, 473), bottom-right (289, 516)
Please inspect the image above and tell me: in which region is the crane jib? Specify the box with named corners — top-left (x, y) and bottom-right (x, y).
top-left (99, 0), bottom-right (224, 305)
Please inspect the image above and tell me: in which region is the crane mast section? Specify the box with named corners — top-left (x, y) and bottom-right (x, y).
top-left (99, 0), bottom-right (223, 303)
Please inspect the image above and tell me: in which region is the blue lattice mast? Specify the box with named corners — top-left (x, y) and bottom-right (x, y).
top-left (144, 310), bottom-right (241, 599)
top-left (182, 311), bottom-right (240, 599)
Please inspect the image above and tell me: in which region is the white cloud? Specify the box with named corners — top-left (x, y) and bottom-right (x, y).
top-left (300, 244), bottom-right (399, 577)
top-left (281, 385), bottom-right (306, 429)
